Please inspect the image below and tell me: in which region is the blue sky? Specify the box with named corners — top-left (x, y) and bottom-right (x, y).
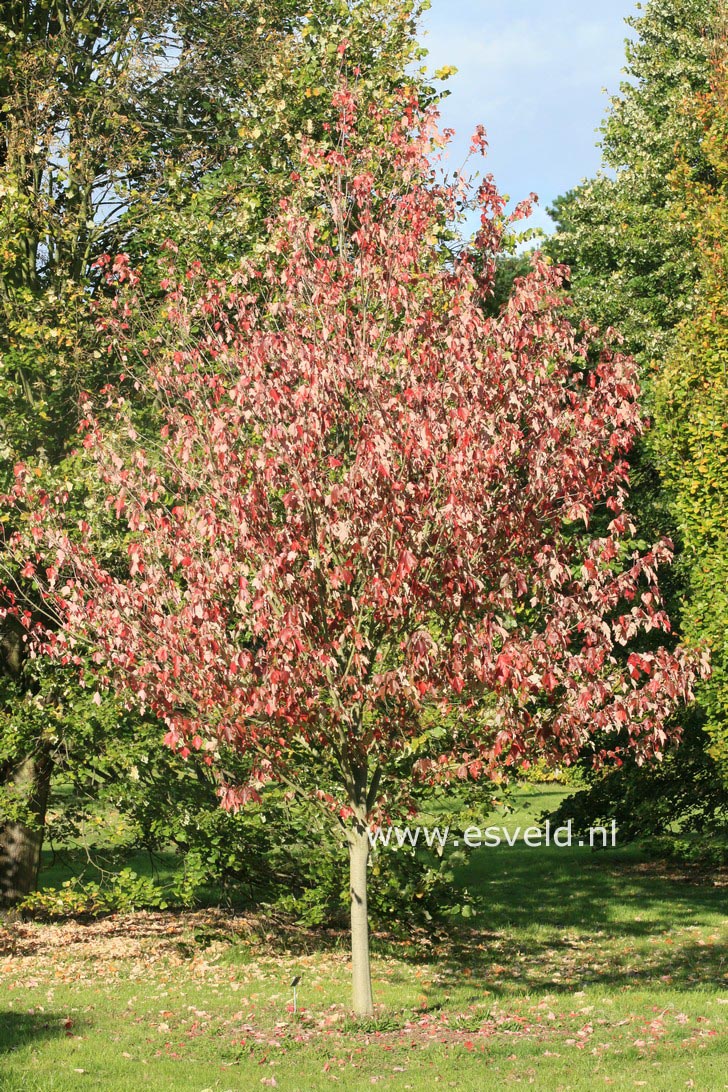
top-left (420, 0), bottom-right (639, 235)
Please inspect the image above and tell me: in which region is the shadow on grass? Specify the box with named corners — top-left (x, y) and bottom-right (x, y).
top-left (422, 842), bottom-right (728, 998)
top-left (464, 842), bottom-right (725, 932)
top-left (429, 932), bottom-right (727, 999)
top-left (0, 1011), bottom-right (70, 1054)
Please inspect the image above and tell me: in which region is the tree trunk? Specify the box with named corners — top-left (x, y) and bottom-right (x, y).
top-left (0, 747), bottom-right (52, 908)
top-left (348, 821), bottom-right (374, 1016)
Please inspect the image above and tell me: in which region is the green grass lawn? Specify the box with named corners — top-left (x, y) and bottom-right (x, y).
top-left (1, 788), bottom-right (726, 1090)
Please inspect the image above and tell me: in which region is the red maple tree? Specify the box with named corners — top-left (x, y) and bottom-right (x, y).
top-left (3, 87), bottom-right (705, 1013)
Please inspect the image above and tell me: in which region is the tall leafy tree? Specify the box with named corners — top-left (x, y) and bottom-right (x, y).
top-left (545, 0), bottom-right (727, 832)
top-left (4, 91), bottom-right (704, 1011)
top-left (654, 15), bottom-right (728, 778)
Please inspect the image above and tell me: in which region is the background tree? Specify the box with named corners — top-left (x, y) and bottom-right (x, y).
top-left (545, 0), bottom-right (727, 847)
top-left (653, 13), bottom-right (728, 781)
top-left (0, 0), bottom-right (303, 469)
top-left (4, 90), bottom-right (704, 1011)
top-left (546, 0), bottom-right (717, 368)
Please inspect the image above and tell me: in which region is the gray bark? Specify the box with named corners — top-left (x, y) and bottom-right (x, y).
top-left (348, 822), bottom-right (374, 1016)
